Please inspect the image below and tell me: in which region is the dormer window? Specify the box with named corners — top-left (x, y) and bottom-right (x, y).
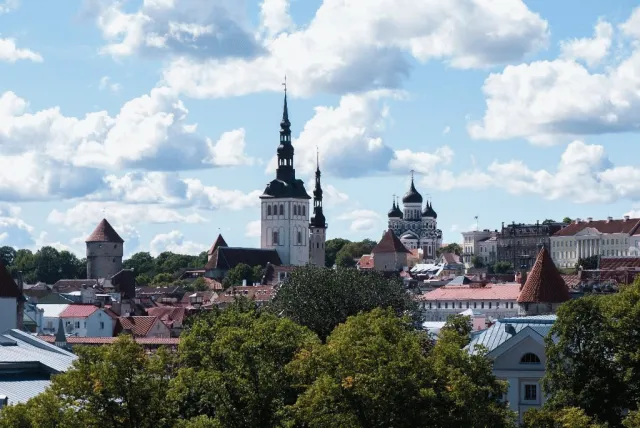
top-left (520, 353), bottom-right (541, 364)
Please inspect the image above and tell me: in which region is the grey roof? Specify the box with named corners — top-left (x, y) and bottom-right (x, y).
top-left (0, 330), bottom-right (76, 405)
top-left (468, 315), bottom-right (556, 355)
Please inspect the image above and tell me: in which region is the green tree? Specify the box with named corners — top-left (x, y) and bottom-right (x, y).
top-left (169, 302), bottom-right (319, 426)
top-left (136, 274), bottom-right (152, 287)
top-left (325, 238), bottom-right (351, 267)
top-left (10, 249), bottom-right (36, 283)
top-left (58, 250), bottom-right (84, 279)
top-left (437, 242), bottom-right (462, 257)
top-left (285, 308), bottom-right (515, 427)
top-left (562, 217), bottom-right (573, 224)
top-left (152, 272), bottom-right (174, 285)
top-left (470, 255), bottom-right (485, 268)
top-left (575, 255), bottom-right (598, 270)
top-left (335, 251), bottom-right (357, 268)
top-left (0, 246), bottom-right (16, 266)
top-left (334, 240), bottom-right (376, 268)
top-left (33, 246), bottom-right (61, 284)
top-left (0, 336), bottom-right (176, 428)
top-left (523, 407), bottom-right (605, 428)
top-left (184, 277), bottom-right (208, 292)
top-left (490, 261), bottom-right (513, 274)
top-left (124, 252), bottom-right (156, 277)
top-left (222, 263), bottom-right (262, 287)
top-left (542, 219), bottom-right (557, 225)
top-left (269, 265), bottom-right (419, 340)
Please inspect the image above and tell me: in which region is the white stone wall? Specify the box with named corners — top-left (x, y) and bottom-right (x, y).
top-left (309, 227), bottom-right (326, 267)
top-left (551, 231), bottom-right (633, 268)
top-left (86, 242), bottom-right (123, 280)
top-left (418, 299), bottom-right (519, 321)
top-left (261, 198), bottom-right (310, 266)
top-left (0, 298), bottom-right (17, 332)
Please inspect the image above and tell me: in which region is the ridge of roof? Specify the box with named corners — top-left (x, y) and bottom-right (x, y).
top-left (372, 230), bottom-right (411, 254)
top-left (85, 218), bottom-right (124, 243)
top-left (518, 246), bottom-right (570, 304)
top-left (208, 234), bottom-right (228, 255)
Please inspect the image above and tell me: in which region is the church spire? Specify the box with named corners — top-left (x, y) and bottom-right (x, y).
top-left (276, 76), bottom-right (295, 182)
top-left (310, 149), bottom-right (326, 229)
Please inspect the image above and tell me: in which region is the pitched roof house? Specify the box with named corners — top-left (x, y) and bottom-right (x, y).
top-left (371, 230), bottom-right (411, 272)
top-left (518, 246), bottom-right (570, 316)
top-left (115, 316), bottom-right (170, 338)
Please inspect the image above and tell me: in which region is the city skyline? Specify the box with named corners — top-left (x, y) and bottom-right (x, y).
top-left (1, 0), bottom-right (640, 257)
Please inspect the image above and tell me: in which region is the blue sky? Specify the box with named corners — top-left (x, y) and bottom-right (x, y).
top-left (1, 0), bottom-right (640, 257)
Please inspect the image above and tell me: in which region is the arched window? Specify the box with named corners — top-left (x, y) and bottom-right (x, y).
top-left (302, 205), bottom-right (306, 216)
top-left (297, 231), bottom-right (302, 244)
top-left (267, 205), bottom-right (272, 216)
top-left (279, 204), bottom-right (284, 215)
top-left (520, 353), bottom-right (541, 364)
top-left (294, 205), bottom-right (298, 216)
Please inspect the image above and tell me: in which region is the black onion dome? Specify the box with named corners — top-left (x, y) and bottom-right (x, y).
top-left (402, 178), bottom-right (423, 204)
top-left (388, 200), bottom-right (401, 218)
top-left (422, 201), bottom-right (437, 218)
top-left (310, 210), bottom-right (326, 228)
top-left (277, 142), bottom-right (294, 156)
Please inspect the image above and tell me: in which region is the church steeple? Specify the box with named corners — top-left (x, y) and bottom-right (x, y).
top-left (310, 150), bottom-right (326, 229)
top-left (276, 76), bottom-right (295, 182)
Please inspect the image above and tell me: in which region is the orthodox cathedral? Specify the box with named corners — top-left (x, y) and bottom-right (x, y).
top-left (388, 173), bottom-right (442, 262)
top-left (260, 86), bottom-right (327, 267)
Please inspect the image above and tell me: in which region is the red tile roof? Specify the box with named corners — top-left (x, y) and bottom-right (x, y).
top-left (553, 218), bottom-right (640, 237)
top-left (146, 307), bottom-right (186, 328)
top-left (372, 230), bottom-right (410, 254)
top-left (518, 247), bottom-right (570, 303)
top-left (441, 252), bottom-right (462, 265)
top-left (59, 305), bottom-right (99, 318)
top-left (86, 218), bottom-right (124, 243)
top-left (208, 234), bottom-right (228, 255)
top-left (416, 283), bottom-right (521, 301)
top-left (357, 255), bottom-right (374, 269)
top-left (0, 262), bottom-right (21, 299)
top-left (599, 257), bottom-right (640, 269)
top-left (115, 316), bottom-right (160, 337)
top-left (560, 274), bottom-right (580, 289)
top-left (39, 336), bottom-right (179, 345)
top-left (204, 277), bottom-right (224, 290)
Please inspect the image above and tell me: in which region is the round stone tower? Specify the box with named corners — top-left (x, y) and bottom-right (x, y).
top-left (85, 218), bottom-right (124, 280)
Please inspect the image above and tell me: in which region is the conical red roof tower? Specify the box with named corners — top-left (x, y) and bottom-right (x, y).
top-left (518, 246), bottom-right (570, 303)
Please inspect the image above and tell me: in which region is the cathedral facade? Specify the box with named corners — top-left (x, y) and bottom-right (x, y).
top-left (260, 88), bottom-right (327, 266)
top-left (388, 174), bottom-right (442, 262)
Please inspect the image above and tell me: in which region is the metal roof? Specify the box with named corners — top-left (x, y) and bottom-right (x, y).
top-left (468, 315), bottom-right (556, 355)
top-left (0, 376), bottom-right (52, 404)
top-left (39, 304), bottom-right (69, 318)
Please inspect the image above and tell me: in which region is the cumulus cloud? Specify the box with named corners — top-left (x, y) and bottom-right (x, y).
top-left (245, 220), bottom-right (261, 238)
top-left (337, 209), bottom-right (381, 233)
top-left (0, 88), bottom-right (254, 200)
top-left (0, 204), bottom-right (36, 248)
top-left (560, 20), bottom-right (613, 66)
top-left (0, 0), bottom-right (19, 14)
top-left (424, 140), bottom-right (640, 204)
top-left (149, 230), bottom-right (204, 256)
top-left (98, 76), bottom-right (121, 92)
top-left (260, 0), bottom-right (293, 37)
top-left (0, 38), bottom-right (42, 63)
top-left (162, 0), bottom-right (549, 98)
top-left (469, 9), bottom-right (640, 143)
top-left (89, 0), bottom-right (262, 59)
top-left (269, 91), bottom-right (454, 178)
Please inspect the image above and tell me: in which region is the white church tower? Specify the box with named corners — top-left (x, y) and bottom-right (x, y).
top-left (309, 153), bottom-right (327, 267)
top-left (259, 83), bottom-right (311, 266)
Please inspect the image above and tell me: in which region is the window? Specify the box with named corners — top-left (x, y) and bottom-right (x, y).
top-left (317, 243), bottom-right (320, 249)
top-left (466, 302), bottom-right (469, 309)
top-left (294, 205), bottom-right (298, 215)
top-left (273, 231), bottom-right (279, 245)
top-left (489, 302), bottom-right (492, 309)
top-left (302, 206), bottom-right (306, 216)
top-left (267, 205), bottom-right (272, 216)
top-left (458, 302), bottom-right (462, 309)
top-left (297, 231), bottom-right (302, 244)
top-left (481, 302), bottom-right (484, 309)
top-left (524, 384), bottom-right (538, 402)
top-left (74, 321), bottom-right (80, 329)
top-left (520, 353), bottom-right (541, 364)
top-left (445, 302), bottom-right (448, 309)
top-left (510, 302), bottom-right (513, 309)
top-left (100, 322), bottom-right (104, 329)
top-left (279, 204), bottom-right (284, 215)
top-left (496, 302), bottom-right (499, 308)
top-left (437, 302), bottom-right (441, 308)
top-left (473, 302), bottom-right (477, 309)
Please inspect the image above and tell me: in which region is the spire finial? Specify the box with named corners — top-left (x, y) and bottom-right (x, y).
top-left (392, 194), bottom-right (396, 208)
top-left (282, 75), bottom-right (287, 93)
top-left (316, 146), bottom-right (319, 170)
top-left (410, 169), bottom-right (414, 181)
top-left (280, 75), bottom-right (290, 127)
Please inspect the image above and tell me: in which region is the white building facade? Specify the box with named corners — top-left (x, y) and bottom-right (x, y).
top-left (260, 92), bottom-right (311, 266)
top-left (387, 174), bottom-right (442, 262)
top-left (550, 217), bottom-right (640, 268)
top-left (40, 304), bottom-right (114, 337)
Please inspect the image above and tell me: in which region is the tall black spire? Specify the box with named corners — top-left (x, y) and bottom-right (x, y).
top-left (310, 149), bottom-right (326, 228)
top-left (276, 76), bottom-right (295, 182)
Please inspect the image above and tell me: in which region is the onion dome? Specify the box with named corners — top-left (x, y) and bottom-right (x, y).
top-left (422, 201), bottom-right (437, 218)
top-left (388, 199), bottom-right (402, 218)
top-left (402, 176), bottom-right (423, 204)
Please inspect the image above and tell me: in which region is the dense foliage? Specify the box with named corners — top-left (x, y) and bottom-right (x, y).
top-left (0, 245), bottom-right (85, 284)
top-left (541, 280), bottom-right (640, 426)
top-left (437, 242), bottom-right (462, 256)
top-left (324, 238), bottom-right (376, 268)
top-left (269, 265), bottom-right (419, 340)
top-left (221, 263), bottom-right (264, 288)
top-left (0, 299), bottom-right (517, 427)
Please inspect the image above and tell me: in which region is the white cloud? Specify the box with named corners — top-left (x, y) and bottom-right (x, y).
top-left (245, 220), bottom-right (261, 238)
top-left (620, 7), bottom-right (640, 39)
top-left (98, 76), bottom-right (122, 92)
top-left (260, 0), bottom-right (293, 37)
top-left (424, 140), bottom-right (640, 204)
top-left (271, 91), bottom-right (454, 178)
top-left (91, 0), bottom-right (261, 59)
top-left (149, 230), bottom-right (204, 256)
top-left (0, 0), bottom-right (19, 14)
top-left (47, 201), bottom-right (207, 230)
top-left (337, 209), bottom-right (381, 232)
top-left (323, 184), bottom-right (349, 207)
top-left (442, 126), bottom-right (450, 135)
top-left (560, 20), bottom-right (612, 67)
top-left (0, 88), bottom-right (253, 200)
top-left (0, 204), bottom-right (36, 248)
top-left (162, 0), bottom-right (548, 98)
top-left (469, 10), bottom-right (640, 143)
top-left (0, 38), bottom-right (42, 63)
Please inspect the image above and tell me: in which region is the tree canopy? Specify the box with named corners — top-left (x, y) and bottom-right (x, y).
top-left (221, 263), bottom-right (264, 288)
top-left (268, 265), bottom-right (419, 340)
top-left (437, 242), bottom-right (462, 257)
top-left (325, 238), bottom-right (376, 268)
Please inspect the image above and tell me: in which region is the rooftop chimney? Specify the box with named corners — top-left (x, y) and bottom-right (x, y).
top-left (587, 217), bottom-right (593, 222)
top-left (607, 216), bottom-right (613, 223)
top-left (575, 218), bottom-right (580, 224)
top-left (242, 279), bottom-right (247, 286)
top-left (624, 215), bottom-right (630, 222)
top-left (504, 323), bottom-right (516, 336)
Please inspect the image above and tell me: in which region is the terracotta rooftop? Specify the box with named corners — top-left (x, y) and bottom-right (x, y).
top-left (372, 230), bottom-right (410, 254)
top-left (146, 306), bottom-right (186, 328)
top-left (39, 336), bottom-right (179, 346)
top-left (599, 257), bottom-right (640, 270)
top-left (357, 254), bottom-right (374, 269)
top-left (208, 234), bottom-right (228, 255)
top-left (115, 316), bottom-right (159, 337)
top-left (518, 246), bottom-right (570, 303)
top-left (441, 252), bottom-right (462, 265)
top-left (59, 305), bottom-right (99, 318)
top-left (0, 262), bottom-right (21, 299)
top-left (86, 218), bottom-right (124, 243)
top-left (416, 283), bottom-right (521, 301)
top-left (553, 217), bottom-right (640, 237)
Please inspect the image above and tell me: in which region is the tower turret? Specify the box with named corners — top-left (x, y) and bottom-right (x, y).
top-left (85, 218), bottom-right (124, 280)
top-left (309, 152), bottom-right (327, 266)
